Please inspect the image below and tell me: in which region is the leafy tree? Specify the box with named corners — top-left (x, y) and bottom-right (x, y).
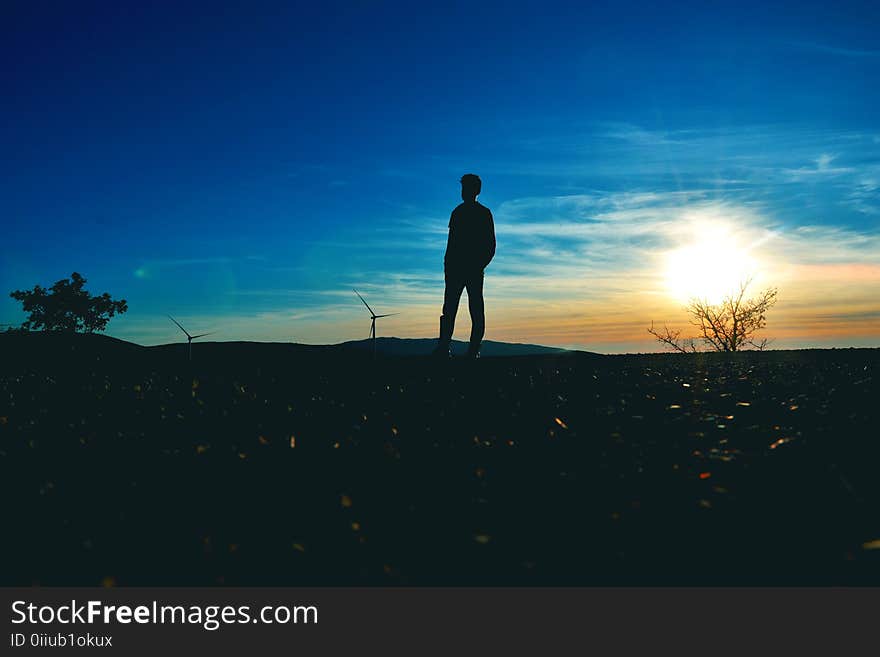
top-left (649, 278), bottom-right (778, 353)
top-left (9, 272), bottom-right (128, 333)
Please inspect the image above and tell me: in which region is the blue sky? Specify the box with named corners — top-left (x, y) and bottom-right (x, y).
top-left (2, 1), bottom-right (879, 351)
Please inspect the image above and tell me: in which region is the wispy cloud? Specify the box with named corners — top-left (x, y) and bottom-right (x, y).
top-left (133, 255), bottom-right (265, 279)
top-left (788, 41), bottom-right (880, 58)
top-left (782, 153), bottom-right (854, 181)
top-left (847, 166), bottom-right (880, 214)
top-left (114, 122), bottom-right (880, 351)
top-left (275, 188), bottom-right (879, 351)
top-left (600, 122), bottom-right (685, 147)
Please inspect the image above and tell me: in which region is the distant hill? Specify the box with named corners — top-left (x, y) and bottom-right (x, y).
top-left (0, 330), bottom-right (145, 367)
top-left (0, 332), bottom-right (580, 368)
top-left (336, 337), bottom-right (575, 357)
top-left (4, 332), bottom-right (876, 367)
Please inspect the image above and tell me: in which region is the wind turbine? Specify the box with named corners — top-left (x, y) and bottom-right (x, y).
top-left (353, 289), bottom-right (399, 358)
top-left (167, 315), bottom-right (215, 361)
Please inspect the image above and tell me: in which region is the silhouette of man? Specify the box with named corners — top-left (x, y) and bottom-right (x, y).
top-left (433, 173), bottom-right (496, 358)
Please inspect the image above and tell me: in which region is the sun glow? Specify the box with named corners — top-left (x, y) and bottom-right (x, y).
top-left (664, 223), bottom-right (758, 304)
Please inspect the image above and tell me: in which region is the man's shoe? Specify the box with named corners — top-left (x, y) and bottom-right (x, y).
top-left (432, 315), bottom-right (454, 357)
top-left (432, 342), bottom-right (452, 358)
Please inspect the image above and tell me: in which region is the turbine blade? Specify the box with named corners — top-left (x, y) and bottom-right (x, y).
top-left (191, 332), bottom-right (215, 339)
top-left (167, 315), bottom-right (191, 339)
top-left (373, 313), bottom-right (399, 318)
top-left (353, 289), bottom-right (375, 315)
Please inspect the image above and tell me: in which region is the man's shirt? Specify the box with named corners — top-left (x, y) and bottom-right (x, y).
top-left (444, 201), bottom-right (496, 273)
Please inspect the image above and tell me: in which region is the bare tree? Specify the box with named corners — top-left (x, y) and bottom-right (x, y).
top-left (649, 278), bottom-right (778, 353)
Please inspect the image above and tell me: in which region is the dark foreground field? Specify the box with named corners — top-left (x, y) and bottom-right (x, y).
top-left (1, 333), bottom-right (878, 585)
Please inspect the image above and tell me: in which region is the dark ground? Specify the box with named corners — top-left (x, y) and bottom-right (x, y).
top-left (0, 332), bottom-right (877, 585)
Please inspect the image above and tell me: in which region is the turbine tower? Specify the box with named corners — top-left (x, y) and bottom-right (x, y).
top-left (353, 289), bottom-right (399, 358)
top-left (167, 315), bottom-right (215, 361)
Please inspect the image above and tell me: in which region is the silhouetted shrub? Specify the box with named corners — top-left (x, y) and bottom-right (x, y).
top-left (10, 272), bottom-right (127, 333)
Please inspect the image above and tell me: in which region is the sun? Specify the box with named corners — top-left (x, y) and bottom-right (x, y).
top-left (664, 223), bottom-right (758, 304)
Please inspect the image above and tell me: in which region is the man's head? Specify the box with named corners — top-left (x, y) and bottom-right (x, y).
top-left (460, 173), bottom-right (481, 202)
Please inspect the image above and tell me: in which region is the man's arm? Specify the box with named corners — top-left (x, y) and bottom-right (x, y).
top-left (444, 210), bottom-right (456, 270)
top-left (483, 208), bottom-right (496, 269)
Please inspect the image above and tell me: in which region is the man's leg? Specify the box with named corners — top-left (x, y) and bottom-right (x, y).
top-left (465, 270), bottom-right (485, 356)
top-left (434, 271), bottom-right (465, 355)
